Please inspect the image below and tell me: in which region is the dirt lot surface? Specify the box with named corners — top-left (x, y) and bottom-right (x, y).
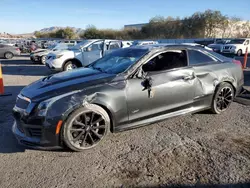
top-left (0, 55), bottom-right (250, 188)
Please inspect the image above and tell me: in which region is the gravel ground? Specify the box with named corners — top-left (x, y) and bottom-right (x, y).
top-left (0, 55), bottom-right (250, 188)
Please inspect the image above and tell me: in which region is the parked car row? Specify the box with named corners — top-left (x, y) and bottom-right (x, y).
top-left (13, 43), bottom-right (244, 151)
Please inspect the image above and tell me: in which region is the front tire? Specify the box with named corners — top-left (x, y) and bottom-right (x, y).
top-left (4, 52), bottom-right (14, 59)
top-left (237, 49), bottom-right (242, 56)
top-left (211, 82), bottom-right (234, 114)
top-left (40, 55), bottom-right (46, 64)
top-left (63, 61), bottom-right (78, 71)
top-left (62, 104), bottom-right (110, 152)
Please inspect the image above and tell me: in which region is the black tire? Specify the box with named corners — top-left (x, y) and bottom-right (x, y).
top-left (211, 82), bottom-right (234, 114)
top-left (62, 104), bottom-right (110, 152)
top-left (237, 49), bottom-right (242, 57)
top-left (4, 52), bottom-right (14, 59)
top-left (40, 55), bottom-right (46, 64)
top-left (63, 61), bottom-right (78, 71)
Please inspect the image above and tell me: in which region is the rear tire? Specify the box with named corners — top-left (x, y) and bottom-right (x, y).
top-left (4, 52), bottom-right (14, 59)
top-left (63, 61), bottom-right (78, 71)
top-left (62, 104), bottom-right (110, 152)
top-left (211, 82), bottom-right (234, 114)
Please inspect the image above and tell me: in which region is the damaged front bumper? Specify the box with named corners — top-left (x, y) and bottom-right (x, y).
top-left (30, 55), bottom-right (40, 62)
top-left (12, 111), bottom-right (62, 149)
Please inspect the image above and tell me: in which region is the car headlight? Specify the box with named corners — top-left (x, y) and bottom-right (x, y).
top-left (55, 54), bottom-right (63, 59)
top-left (36, 90), bottom-right (81, 117)
top-left (37, 99), bottom-right (52, 117)
top-left (231, 46), bottom-right (236, 50)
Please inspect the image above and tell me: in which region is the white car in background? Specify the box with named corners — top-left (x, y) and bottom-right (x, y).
top-left (222, 38), bottom-right (250, 56)
top-left (208, 40), bottom-right (231, 53)
top-left (30, 43), bottom-right (71, 64)
top-left (46, 39), bottom-right (124, 71)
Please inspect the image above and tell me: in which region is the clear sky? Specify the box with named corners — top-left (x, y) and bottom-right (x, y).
top-left (0, 0), bottom-right (250, 34)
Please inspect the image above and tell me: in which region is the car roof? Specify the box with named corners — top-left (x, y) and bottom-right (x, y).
top-left (129, 43), bottom-right (206, 51)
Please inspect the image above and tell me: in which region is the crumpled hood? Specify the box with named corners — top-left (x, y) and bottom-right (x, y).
top-left (21, 68), bottom-right (116, 101)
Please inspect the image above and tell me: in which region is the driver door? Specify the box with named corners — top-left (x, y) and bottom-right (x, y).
top-left (126, 50), bottom-right (197, 122)
top-left (82, 40), bottom-right (104, 66)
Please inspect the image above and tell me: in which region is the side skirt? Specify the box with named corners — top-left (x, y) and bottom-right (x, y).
top-left (114, 94), bottom-right (212, 133)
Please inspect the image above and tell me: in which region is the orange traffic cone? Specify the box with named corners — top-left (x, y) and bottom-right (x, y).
top-left (0, 63), bottom-right (11, 97)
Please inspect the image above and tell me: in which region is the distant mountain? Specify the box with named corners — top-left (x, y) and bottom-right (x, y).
top-left (38, 26), bottom-right (84, 34)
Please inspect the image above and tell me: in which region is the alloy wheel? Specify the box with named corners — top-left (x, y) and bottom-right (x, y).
top-left (215, 86), bottom-right (233, 112)
top-left (5, 52), bottom-right (13, 59)
top-left (41, 56), bottom-right (46, 64)
top-left (67, 111), bottom-right (106, 149)
top-left (66, 63), bottom-right (77, 71)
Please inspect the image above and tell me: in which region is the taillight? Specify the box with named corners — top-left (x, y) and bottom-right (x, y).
top-left (16, 48), bottom-right (20, 51)
top-left (232, 59), bottom-right (242, 69)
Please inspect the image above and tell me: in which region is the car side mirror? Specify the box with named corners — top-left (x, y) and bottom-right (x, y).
top-left (141, 76), bottom-right (152, 90)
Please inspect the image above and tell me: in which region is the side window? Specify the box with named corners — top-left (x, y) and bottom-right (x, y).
top-left (88, 41), bottom-right (104, 51)
top-left (188, 50), bottom-right (216, 65)
top-left (142, 50), bottom-right (188, 72)
top-left (109, 43), bottom-right (120, 50)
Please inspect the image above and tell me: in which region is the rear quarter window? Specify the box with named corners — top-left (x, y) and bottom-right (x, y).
top-left (188, 50), bottom-right (217, 65)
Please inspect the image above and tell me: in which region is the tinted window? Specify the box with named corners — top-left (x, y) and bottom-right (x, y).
top-left (143, 50), bottom-right (188, 72)
top-left (188, 50), bottom-right (215, 65)
top-left (109, 43), bottom-right (120, 50)
top-left (228, 39), bottom-right (245, 44)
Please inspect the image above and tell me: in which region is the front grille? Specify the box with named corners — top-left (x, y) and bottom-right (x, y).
top-left (27, 128), bottom-right (42, 137)
top-left (16, 96), bottom-right (30, 109)
top-left (224, 46), bottom-right (232, 50)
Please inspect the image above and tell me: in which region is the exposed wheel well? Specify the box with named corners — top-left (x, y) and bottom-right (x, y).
top-left (93, 103), bottom-right (114, 133)
top-left (217, 81), bottom-right (236, 96)
top-left (5, 51), bottom-right (14, 55)
top-left (63, 59), bottom-right (82, 68)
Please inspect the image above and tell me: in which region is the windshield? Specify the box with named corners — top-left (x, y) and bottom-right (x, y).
top-left (215, 40), bottom-right (225, 44)
top-left (69, 40), bottom-right (91, 50)
top-left (52, 43), bottom-right (69, 50)
top-left (88, 48), bottom-right (148, 74)
top-left (228, 39), bottom-right (245, 44)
